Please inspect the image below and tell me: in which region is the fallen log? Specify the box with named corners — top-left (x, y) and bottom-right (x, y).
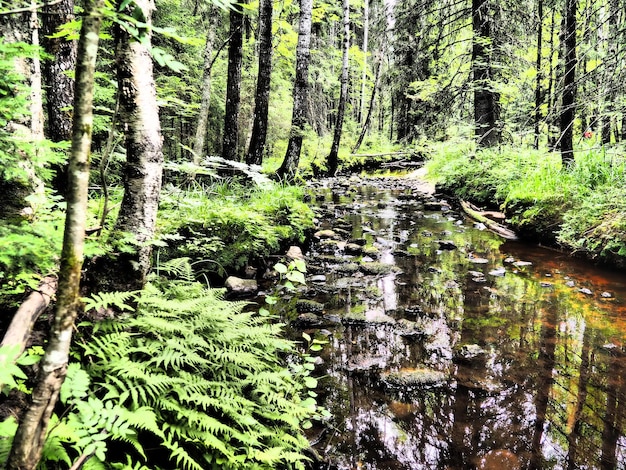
top-left (349, 151), bottom-right (412, 158)
top-left (1, 276), bottom-right (57, 361)
top-left (460, 200), bottom-right (518, 240)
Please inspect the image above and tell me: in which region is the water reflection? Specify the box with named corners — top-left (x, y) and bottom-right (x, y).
top-left (301, 178), bottom-right (626, 470)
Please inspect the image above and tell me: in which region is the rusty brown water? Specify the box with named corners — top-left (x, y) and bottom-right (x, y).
top-left (298, 176), bottom-right (626, 470)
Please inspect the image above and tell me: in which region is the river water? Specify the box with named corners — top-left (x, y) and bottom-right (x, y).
top-left (296, 175), bottom-right (626, 470)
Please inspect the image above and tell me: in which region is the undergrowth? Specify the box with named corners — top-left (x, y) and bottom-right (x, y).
top-left (1, 276), bottom-right (324, 469)
top-left (157, 180), bottom-right (314, 277)
top-left (425, 140), bottom-right (626, 265)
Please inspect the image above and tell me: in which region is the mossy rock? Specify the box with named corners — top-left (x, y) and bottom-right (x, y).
top-left (295, 299), bottom-right (325, 314)
top-left (360, 262), bottom-right (396, 275)
top-left (382, 368), bottom-right (448, 388)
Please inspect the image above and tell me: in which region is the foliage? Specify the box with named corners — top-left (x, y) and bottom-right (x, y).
top-left (75, 279), bottom-right (322, 469)
top-left (426, 140), bottom-right (626, 265)
top-left (157, 180), bottom-right (314, 277)
top-left (0, 345), bottom-right (43, 395)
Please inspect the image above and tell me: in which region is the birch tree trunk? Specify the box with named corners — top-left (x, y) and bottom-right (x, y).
top-left (6, 2), bottom-right (104, 468)
top-left (359, 0), bottom-right (369, 125)
top-left (113, 0), bottom-right (164, 291)
top-left (245, 0), bottom-right (273, 166)
top-left (326, 0), bottom-right (350, 176)
top-left (222, 5), bottom-right (243, 161)
top-left (276, 0), bottom-right (312, 182)
top-left (533, 0), bottom-right (543, 150)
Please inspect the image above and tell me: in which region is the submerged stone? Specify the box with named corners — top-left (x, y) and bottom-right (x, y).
top-left (314, 229), bottom-right (339, 239)
top-left (296, 299), bottom-right (325, 314)
top-left (360, 262), bottom-right (396, 275)
top-left (382, 368), bottom-right (448, 388)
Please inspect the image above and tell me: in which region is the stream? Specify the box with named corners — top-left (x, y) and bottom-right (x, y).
top-left (292, 175), bottom-right (626, 470)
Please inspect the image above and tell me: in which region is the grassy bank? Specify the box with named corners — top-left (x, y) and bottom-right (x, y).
top-left (425, 139), bottom-right (626, 268)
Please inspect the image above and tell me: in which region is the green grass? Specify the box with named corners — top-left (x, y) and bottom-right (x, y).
top-left (425, 139), bottom-right (626, 266)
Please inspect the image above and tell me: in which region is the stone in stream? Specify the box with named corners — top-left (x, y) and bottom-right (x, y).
top-left (224, 276), bottom-right (258, 297)
top-left (296, 299), bottom-right (325, 313)
top-left (579, 287), bottom-right (593, 295)
top-left (286, 245), bottom-right (304, 260)
top-left (381, 368), bottom-right (448, 389)
top-left (437, 240), bottom-right (458, 250)
top-left (314, 229), bottom-right (339, 240)
top-left (488, 267), bottom-right (506, 277)
top-left (344, 243), bottom-right (364, 255)
top-left (454, 344), bottom-right (489, 364)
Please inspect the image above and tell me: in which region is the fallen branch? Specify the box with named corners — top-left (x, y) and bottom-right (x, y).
top-left (460, 200), bottom-right (518, 240)
top-left (349, 151), bottom-right (412, 158)
top-left (1, 276), bottom-right (57, 359)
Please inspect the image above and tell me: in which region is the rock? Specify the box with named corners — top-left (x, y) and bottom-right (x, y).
top-left (438, 240), bottom-right (457, 250)
top-left (601, 291), bottom-right (613, 298)
top-left (346, 356), bottom-right (387, 373)
top-left (314, 229), bottom-right (339, 239)
top-left (565, 280), bottom-right (576, 287)
top-left (382, 367), bottom-right (448, 388)
top-left (286, 246), bottom-right (304, 260)
top-left (360, 262), bottom-right (396, 275)
top-left (579, 287), bottom-right (593, 295)
top-left (454, 344), bottom-right (488, 364)
top-left (292, 313), bottom-right (322, 327)
top-left (469, 256), bottom-right (489, 264)
top-left (348, 237), bottom-right (367, 246)
top-left (344, 243), bottom-right (364, 255)
top-left (362, 245), bottom-right (380, 257)
top-left (309, 275), bottom-right (327, 283)
top-left (296, 299), bottom-right (325, 314)
top-left (224, 276), bottom-right (258, 297)
top-left (488, 267), bottom-right (506, 277)
top-left (513, 260), bottom-right (532, 267)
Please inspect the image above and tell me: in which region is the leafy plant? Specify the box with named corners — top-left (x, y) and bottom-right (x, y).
top-left (76, 280), bottom-right (322, 469)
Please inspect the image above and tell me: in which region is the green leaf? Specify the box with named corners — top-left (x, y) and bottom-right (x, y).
top-left (274, 262), bottom-right (288, 274)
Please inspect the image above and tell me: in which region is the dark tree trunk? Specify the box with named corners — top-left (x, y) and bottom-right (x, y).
top-left (533, 0), bottom-right (543, 149)
top-left (6, 2), bottom-right (104, 468)
top-left (472, 0), bottom-right (500, 147)
top-left (277, 0), bottom-right (312, 182)
top-left (559, 0), bottom-right (577, 165)
top-left (41, 0), bottom-right (76, 142)
top-left (41, 0), bottom-right (77, 196)
top-left (246, 0), bottom-right (273, 166)
top-left (327, 0), bottom-right (350, 176)
top-left (222, 5), bottom-right (244, 161)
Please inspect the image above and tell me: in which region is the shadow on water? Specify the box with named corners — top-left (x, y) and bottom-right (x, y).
top-left (290, 176), bottom-right (626, 470)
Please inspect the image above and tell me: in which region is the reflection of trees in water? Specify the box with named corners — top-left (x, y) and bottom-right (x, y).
top-left (308, 184), bottom-right (626, 469)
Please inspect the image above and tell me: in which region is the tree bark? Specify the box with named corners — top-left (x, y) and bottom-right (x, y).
top-left (6, 2), bottom-right (104, 468)
top-left (276, 0), bottom-right (312, 182)
top-left (533, 0), bottom-right (543, 150)
top-left (41, 0), bottom-right (77, 196)
top-left (327, 0), bottom-right (350, 176)
top-left (472, 0), bottom-right (500, 147)
top-left (222, 5), bottom-right (244, 161)
top-left (245, 0), bottom-right (273, 166)
top-left (41, 0), bottom-right (76, 143)
top-left (559, 0), bottom-right (577, 165)
top-left (353, 53), bottom-right (381, 153)
top-left (113, 0), bottom-right (164, 290)
top-left (358, 0), bottom-right (369, 125)
top-left (191, 7), bottom-right (217, 165)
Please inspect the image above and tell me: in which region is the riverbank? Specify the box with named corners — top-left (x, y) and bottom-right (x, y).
top-left (423, 141), bottom-right (626, 269)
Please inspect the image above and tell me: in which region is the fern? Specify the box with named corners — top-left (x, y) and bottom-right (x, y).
top-left (76, 280), bottom-right (320, 469)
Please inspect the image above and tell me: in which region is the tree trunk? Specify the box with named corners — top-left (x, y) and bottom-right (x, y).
top-left (472, 0), bottom-right (500, 147)
top-left (327, 0), bottom-right (350, 176)
top-left (559, 0), bottom-right (577, 165)
top-left (353, 53), bottom-right (381, 153)
top-left (533, 0), bottom-right (543, 149)
top-left (191, 8), bottom-right (217, 165)
top-left (6, 2), bottom-right (104, 468)
top-left (359, 0), bottom-right (369, 125)
top-left (276, 0), bottom-right (312, 182)
top-left (245, 0), bottom-right (273, 166)
top-left (222, 5), bottom-right (244, 161)
top-left (0, 1), bottom-right (45, 220)
top-left (41, 0), bottom-right (77, 196)
top-left (113, 0), bottom-right (164, 290)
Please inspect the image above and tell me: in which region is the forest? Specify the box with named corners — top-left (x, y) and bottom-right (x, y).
top-left (1, 0), bottom-right (625, 468)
